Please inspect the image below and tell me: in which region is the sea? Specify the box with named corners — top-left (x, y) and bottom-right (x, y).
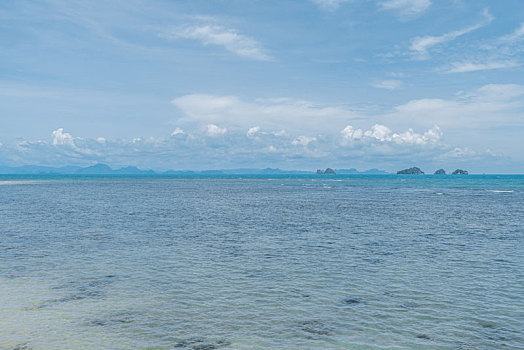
top-left (0, 174), bottom-right (523, 349)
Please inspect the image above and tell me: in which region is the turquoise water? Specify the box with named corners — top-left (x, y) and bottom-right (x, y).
top-left (0, 175), bottom-right (523, 349)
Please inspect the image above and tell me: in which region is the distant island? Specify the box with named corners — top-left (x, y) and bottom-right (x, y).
top-left (317, 168), bottom-right (336, 175)
top-left (397, 167), bottom-right (424, 175)
top-left (452, 169), bottom-right (469, 175)
top-left (0, 164), bottom-right (389, 175)
top-left (397, 167), bottom-right (469, 175)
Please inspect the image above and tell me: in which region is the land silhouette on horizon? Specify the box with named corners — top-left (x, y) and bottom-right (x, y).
top-left (0, 163), bottom-right (390, 175)
top-left (0, 164), bottom-right (486, 176)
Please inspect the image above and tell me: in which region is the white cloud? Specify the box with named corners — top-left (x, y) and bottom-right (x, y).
top-left (52, 128), bottom-right (75, 146)
top-left (364, 124), bottom-right (392, 141)
top-left (445, 61), bottom-right (518, 73)
top-left (390, 126), bottom-right (442, 145)
top-left (341, 124), bottom-right (442, 145)
top-left (312, 0), bottom-right (353, 10)
top-left (388, 84), bottom-right (524, 129)
top-left (48, 128), bottom-right (101, 157)
top-left (370, 79), bottom-right (403, 90)
top-left (172, 94), bottom-right (359, 134)
top-left (206, 124), bottom-right (227, 136)
top-left (438, 23), bottom-right (524, 75)
top-left (474, 84), bottom-right (524, 101)
top-left (292, 135), bottom-right (317, 146)
top-left (410, 9), bottom-right (493, 58)
top-left (160, 24), bottom-right (272, 61)
top-left (380, 0), bottom-right (431, 17)
top-left (387, 72), bottom-right (408, 78)
top-left (171, 127), bottom-right (185, 136)
top-left (500, 23), bottom-right (524, 42)
top-left (246, 126), bottom-right (260, 137)
top-left (437, 147), bottom-right (478, 160)
top-left (341, 125), bottom-right (363, 140)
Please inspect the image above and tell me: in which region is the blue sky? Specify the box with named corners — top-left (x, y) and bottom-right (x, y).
top-left (1, 0), bottom-right (523, 172)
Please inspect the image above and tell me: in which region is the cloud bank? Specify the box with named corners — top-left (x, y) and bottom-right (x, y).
top-left (0, 120), bottom-right (499, 172)
top-left (3, 83), bottom-right (518, 171)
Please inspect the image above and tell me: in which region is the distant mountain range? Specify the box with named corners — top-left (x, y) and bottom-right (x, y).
top-left (0, 164), bottom-right (390, 175)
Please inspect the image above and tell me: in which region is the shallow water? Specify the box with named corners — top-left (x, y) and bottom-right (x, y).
top-left (0, 175), bottom-right (523, 349)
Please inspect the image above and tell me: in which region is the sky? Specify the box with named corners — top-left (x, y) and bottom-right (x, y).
top-left (1, 0), bottom-right (524, 173)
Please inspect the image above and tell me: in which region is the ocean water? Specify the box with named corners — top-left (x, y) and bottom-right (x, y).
top-left (0, 175), bottom-right (523, 350)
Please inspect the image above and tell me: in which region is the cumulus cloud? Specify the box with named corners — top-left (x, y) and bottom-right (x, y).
top-left (171, 127), bottom-right (185, 136)
top-left (341, 125), bottom-right (363, 140)
top-left (364, 124), bottom-right (392, 141)
top-left (380, 0), bottom-right (431, 17)
top-left (52, 128), bottom-right (75, 146)
top-left (246, 126), bottom-right (260, 137)
top-left (206, 124), bottom-right (227, 136)
top-left (292, 135), bottom-right (317, 146)
top-left (160, 24), bottom-right (272, 61)
top-left (341, 124), bottom-right (442, 145)
top-left (410, 9), bottom-right (493, 59)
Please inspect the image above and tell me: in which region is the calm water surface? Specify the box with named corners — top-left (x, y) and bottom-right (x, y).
top-left (0, 175), bottom-right (523, 349)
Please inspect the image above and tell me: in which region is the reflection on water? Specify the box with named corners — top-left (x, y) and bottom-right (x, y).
top-left (0, 175), bottom-right (523, 349)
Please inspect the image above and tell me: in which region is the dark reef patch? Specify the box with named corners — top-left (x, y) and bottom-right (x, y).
top-left (35, 275), bottom-right (117, 308)
top-left (298, 320), bottom-right (332, 336)
top-left (88, 311), bottom-right (139, 327)
top-left (416, 334), bottom-right (431, 340)
top-left (174, 337), bottom-right (230, 349)
top-left (343, 297), bottom-right (361, 305)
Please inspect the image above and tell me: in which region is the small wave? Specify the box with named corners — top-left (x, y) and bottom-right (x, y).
top-left (0, 180), bottom-right (45, 186)
top-left (486, 190), bottom-right (514, 193)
